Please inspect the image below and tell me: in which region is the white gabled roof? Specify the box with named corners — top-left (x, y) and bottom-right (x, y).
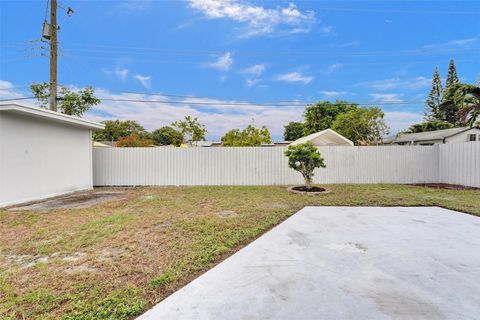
top-left (0, 103), bottom-right (104, 130)
top-left (290, 128), bottom-right (354, 146)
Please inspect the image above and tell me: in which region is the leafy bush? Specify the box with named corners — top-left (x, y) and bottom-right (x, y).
top-left (152, 126), bottom-right (183, 146)
top-left (283, 122), bottom-right (304, 141)
top-left (115, 134), bottom-right (154, 147)
top-left (221, 125), bottom-right (271, 146)
top-left (94, 120), bottom-right (149, 142)
top-left (284, 142), bottom-right (326, 189)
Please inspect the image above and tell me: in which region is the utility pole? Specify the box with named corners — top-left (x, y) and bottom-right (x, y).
top-left (49, 0), bottom-right (58, 112)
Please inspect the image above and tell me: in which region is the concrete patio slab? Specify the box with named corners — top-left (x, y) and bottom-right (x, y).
top-left (139, 207), bottom-right (480, 320)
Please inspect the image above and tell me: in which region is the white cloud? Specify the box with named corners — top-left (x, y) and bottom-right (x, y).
top-left (0, 79), bottom-right (423, 139)
top-left (325, 63), bottom-right (343, 74)
top-left (275, 72), bottom-right (313, 84)
top-left (188, 0), bottom-right (316, 38)
top-left (320, 90), bottom-right (347, 97)
top-left (369, 93), bottom-right (404, 103)
top-left (82, 89), bottom-right (304, 139)
top-left (207, 52), bottom-right (233, 71)
top-left (246, 79), bottom-right (260, 87)
top-left (422, 37), bottom-right (479, 52)
top-left (360, 76), bottom-right (430, 91)
top-left (114, 68), bottom-right (129, 80)
top-left (244, 64), bottom-right (265, 76)
top-left (134, 74), bottom-right (151, 89)
top-left (320, 25), bottom-right (333, 33)
top-left (384, 111), bottom-right (423, 134)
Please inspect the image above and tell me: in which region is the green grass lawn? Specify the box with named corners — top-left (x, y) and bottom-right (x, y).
top-left (1, 184), bottom-right (479, 319)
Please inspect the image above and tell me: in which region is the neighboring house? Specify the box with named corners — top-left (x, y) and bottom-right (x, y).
top-left (290, 129), bottom-right (354, 147)
top-left (387, 127), bottom-right (480, 146)
top-left (0, 104), bottom-right (104, 207)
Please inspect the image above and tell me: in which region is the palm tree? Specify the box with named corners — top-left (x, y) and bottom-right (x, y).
top-left (441, 84), bottom-right (480, 127)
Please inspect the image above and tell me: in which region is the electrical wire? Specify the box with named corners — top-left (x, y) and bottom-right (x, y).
top-left (0, 97), bottom-right (36, 102)
top-left (0, 95), bottom-right (427, 107)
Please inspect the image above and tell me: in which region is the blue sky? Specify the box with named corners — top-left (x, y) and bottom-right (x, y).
top-left (1, 0), bottom-right (479, 139)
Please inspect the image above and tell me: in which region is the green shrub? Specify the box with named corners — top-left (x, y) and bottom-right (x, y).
top-left (284, 142), bottom-right (326, 189)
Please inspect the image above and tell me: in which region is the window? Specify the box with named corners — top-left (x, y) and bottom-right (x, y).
top-left (468, 134), bottom-right (477, 142)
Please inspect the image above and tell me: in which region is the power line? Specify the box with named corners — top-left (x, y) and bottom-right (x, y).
top-left (0, 97), bottom-right (36, 102)
top-left (0, 95), bottom-right (426, 107)
top-left (98, 97), bottom-right (425, 107)
top-left (307, 7), bottom-right (480, 15)
top-left (55, 45), bottom-right (480, 58)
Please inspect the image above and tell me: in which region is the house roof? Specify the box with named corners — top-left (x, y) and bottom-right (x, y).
top-left (394, 126), bottom-right (478, 143)
top-left (290, 128), bottom-right (354, 146)
top-left (0, 103), bottom-right (104, 130)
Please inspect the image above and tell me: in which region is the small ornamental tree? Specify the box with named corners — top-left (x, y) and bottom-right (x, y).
top-left (284, 142), bottom-right (326, 190)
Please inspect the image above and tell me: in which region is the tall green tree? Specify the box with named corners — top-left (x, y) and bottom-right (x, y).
top-left (424, 68), bottom-right (443, 121)
top-left (445, 59), bottom-right (459, 90)
top-left (331, 107), bottom-right (389, 145)
top-left (93, 120), bottom-right (148, 141)
top-left (221, 125), bottom-right (271, 146)
top-left (31, 82), bottom-right (100, 117)
top-left (303, 101), bottom-right (357, 135)
top-left (404, 120), bottom-right (454, 133)
top-left (283, 122), bottom-right (304, 141)
top-left (437, 60), bottom-right (461, 125)
top-left (441, 83), bottom-right (480, 127)
top-left (172, 116), bottom-right (207, 145)
top-left (152, 126), bottom-right (183, 146)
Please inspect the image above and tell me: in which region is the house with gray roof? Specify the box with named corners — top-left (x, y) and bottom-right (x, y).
top-left (387, 126), bottom-right (480, 146)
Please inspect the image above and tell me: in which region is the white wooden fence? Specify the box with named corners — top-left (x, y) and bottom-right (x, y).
top-left (92, 143), bottom-right (479, 187)
top-left (439, 143), bottom-right (480, 188)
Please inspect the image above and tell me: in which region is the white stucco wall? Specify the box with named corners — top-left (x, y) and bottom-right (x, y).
top-left (446, 128), bottom-right (480, 143)
top-left (0, 111), bottom-right (93, 206)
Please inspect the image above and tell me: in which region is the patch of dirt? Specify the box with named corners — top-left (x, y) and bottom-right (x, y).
top-left (2, 252), bottom-right (89, 268)
top-left (2, 254), bottom-right (49, 268)
top-left (8, 190), bottom-right (127, 211)
top-left (64, 263), bottom-right (98, 274)
top-left (61, 252), bottom-right (87, 262)
top-left (216, 210), bottom-right (238, 218)
top-left (409, 183), bottom-right (479, 191)
top-left (98, 248), bottom-right (126, 262)
top-left (288, 186), bottom-right (330, 194)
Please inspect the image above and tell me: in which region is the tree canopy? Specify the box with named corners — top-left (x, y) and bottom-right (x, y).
top-left (115, 134), bottom-right (154, 147)
top-left (30, 82), bottom-right (100, 117)
top-left (441, 83), bottom-right (480, 127)
top-left (172, 116), bottom-right (207, 145)
top-left (404, 120), bottom-right (454, 133)
top-left (445, 59), bottom-right (459, 90)
top-left (331, 107), bottom-right (389, 145)
top-left (424, 68), bottom-right (443, 121)
top-left (283, 122), bottom-right (304, 141)
top-left (221, 125), bottom-right (271, 146)
top-left (152, 126), bottom-right (183, 146)
top-left (284, 142), bottom-right (326, 189)
top-left (93, 120), bottom-right (149, 141)
top-left (303, 101), bottom-right (357, 135)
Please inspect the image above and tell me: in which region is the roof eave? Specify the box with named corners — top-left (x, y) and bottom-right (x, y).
top-left (0, 103), bottom-right (105, 130)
